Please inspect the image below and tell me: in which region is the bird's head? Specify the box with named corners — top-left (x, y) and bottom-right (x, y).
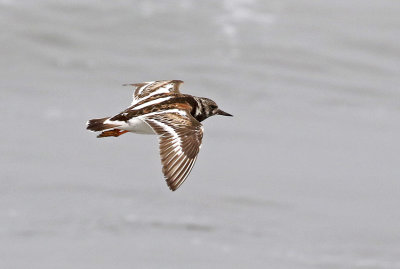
top-left (196, 97), bottom-right (233, 121)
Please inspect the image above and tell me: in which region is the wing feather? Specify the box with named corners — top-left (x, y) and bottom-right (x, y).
top-left (123, 80), bottom-right (183, 105)
top-left (143, 111), bottom-right (203, 191)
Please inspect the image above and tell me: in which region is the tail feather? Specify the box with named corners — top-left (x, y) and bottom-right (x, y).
top-left (86, 117), bottom-right (116, 132)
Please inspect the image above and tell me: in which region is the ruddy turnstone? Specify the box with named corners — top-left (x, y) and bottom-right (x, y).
top-left (86, 80), bottom-right (232, 191)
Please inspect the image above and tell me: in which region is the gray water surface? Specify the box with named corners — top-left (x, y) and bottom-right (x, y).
top-left (1, 0), bottom-right (400, 268)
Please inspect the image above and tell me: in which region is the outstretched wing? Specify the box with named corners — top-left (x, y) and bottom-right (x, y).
top-left (124, 80), bottom-right (183, 105)
top-left (143, 110), bottom-right (203, 191)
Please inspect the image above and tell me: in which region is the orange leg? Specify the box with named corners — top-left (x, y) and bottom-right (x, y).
top-left (97, 129), bottom-right (129, 138)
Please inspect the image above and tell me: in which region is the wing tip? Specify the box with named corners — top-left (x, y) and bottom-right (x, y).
top-left (167, 180), bottom-right (183, 191)
top-left (122, 83), bottom-right (146, 87)
top-left (168, 185), bottom-right (178, 191)
top-left (123, 80), bottom-right (183, 87)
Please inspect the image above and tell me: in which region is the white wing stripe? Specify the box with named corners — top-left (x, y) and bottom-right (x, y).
top-left (143, 109), bottom-right (187, 117)
top-left (144, 84), bottom-right (174, 99)
top-left (130, 80), bottom-right (182, 106)
top-left (132, 96), bottom-right (172, 110)
top-left (136, 81), bottom-right (154, 96)
top-left (147, 118), bottom-right (183, 154)
top-left (133, 82), bottom-right (174, 104)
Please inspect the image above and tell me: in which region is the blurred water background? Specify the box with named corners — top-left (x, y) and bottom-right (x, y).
top-left (1, 0), bottom-right (400, 268)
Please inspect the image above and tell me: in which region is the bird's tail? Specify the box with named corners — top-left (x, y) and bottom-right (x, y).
top-left (86, 117), bottom-right (116, 132)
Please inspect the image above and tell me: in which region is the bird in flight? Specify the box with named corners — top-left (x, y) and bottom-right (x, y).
top-left (86, 80), bottom-right (232, 191)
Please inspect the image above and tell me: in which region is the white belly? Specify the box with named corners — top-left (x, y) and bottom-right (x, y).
top-left (119, 117), bottom-right (155, 134)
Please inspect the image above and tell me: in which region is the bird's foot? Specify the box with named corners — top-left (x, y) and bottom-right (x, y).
top-left (97, 129), bottom-right (129, 138)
